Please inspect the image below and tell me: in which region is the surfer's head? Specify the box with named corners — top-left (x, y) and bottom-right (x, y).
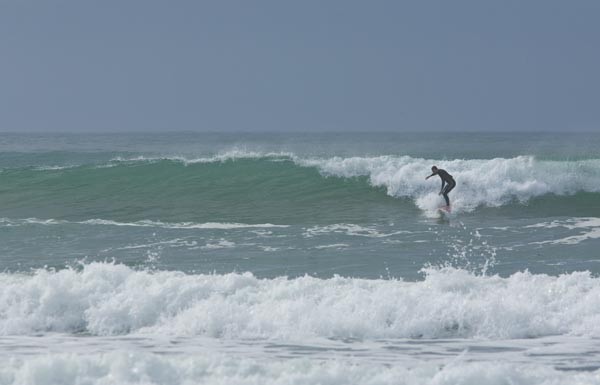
top-left (431, 166), bottom-right (438, 172)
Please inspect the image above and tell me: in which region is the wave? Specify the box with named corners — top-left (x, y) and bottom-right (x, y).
top-left (1, 352), bottom-right (597, 385)
top-left (298, 155), bottom-right (600, 212)
top-left (3, 151), bottom-right (600, 214)
top-left (1, 262), bottom-right (599, 339)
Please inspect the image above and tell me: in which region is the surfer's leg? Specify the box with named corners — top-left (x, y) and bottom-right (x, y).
top-left (446, 181), bottom-right (455, 194)
top-left (442, 189), bottom-right (450, 206)
top-left (442, 181), bottom-right (455, 206)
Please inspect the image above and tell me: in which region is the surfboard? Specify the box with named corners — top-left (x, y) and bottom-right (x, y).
top-left (438, 205), bottom-right (452, 213)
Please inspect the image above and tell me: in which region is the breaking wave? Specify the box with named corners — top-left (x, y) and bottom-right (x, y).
top-left (1, 352), bottom-right (598, 385)
top-left (1, 262), bottom-right (600, 339)
top-left (2, 151), bottom-right (600, 214)
top-left (298, 154), bottom-right (600, 212)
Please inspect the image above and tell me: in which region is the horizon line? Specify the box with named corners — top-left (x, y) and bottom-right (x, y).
top-left (0, 129), bottom-right (597, 135)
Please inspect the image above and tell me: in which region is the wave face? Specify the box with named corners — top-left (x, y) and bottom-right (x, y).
top-left (1, 262), bottom-right (599, 339)
top-left (1, 153), bottom-right (600, 221)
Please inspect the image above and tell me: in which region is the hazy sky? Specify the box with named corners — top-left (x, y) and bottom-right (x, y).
top-left (1, 0), bottom-right (598, 132)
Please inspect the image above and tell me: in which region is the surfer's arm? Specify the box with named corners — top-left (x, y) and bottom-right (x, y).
top-left (439, 179), bottom-right (445, 194)
top-left (425, 173), bottom-right (435, 180)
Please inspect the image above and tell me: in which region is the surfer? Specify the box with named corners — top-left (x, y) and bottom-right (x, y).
top-left (426, 166), bottom-right (456, 207)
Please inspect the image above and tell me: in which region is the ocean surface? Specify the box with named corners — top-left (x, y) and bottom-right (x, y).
top-left (1, 132), bottom-right (600, 384)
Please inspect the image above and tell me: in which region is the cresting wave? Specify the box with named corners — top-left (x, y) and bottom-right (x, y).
top-left (1, 262), bottom-right (600, 339)
top-left (4, 151), bottom-right (600, 214)
top-left (2, 353), bottom-right (599, 385)
top-left (298, 155), bottom-right (600, 212)
top-left (117, 151), bottom-right (600, 210)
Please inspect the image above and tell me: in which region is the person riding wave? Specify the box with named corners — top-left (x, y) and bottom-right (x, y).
top-left (426, 166), bottom-right (456, 207)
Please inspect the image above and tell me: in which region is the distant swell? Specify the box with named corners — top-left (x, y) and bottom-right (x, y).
top-left (1, 263), bottom-right (600, 339)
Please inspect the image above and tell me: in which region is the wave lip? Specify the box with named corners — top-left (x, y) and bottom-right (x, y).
top-left (2, 263), bottom-right (600, 340)
top-left (109, 149), bottom-right (296, 166)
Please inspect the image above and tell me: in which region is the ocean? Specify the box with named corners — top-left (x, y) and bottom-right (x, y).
top-left (1, 132), bottom-right (600, 384)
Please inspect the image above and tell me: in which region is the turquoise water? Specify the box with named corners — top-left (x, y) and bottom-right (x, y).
top-left (1, 132), bottom-right (600, 384)
top-left (1, 132), bottom-right (599, 277)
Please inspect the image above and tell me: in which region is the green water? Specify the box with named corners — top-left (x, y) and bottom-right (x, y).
top-left (1, 132), bottom-right (599, 279)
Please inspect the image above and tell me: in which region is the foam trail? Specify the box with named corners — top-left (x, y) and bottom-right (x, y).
top-left (303, 224), bottom-right (410, 238)
top-left (2, 263), bottom-right (600, 339)
top-left (0, 218), bottom-right (288, 230)
top-left (528, 217), bottom-right (600, 245)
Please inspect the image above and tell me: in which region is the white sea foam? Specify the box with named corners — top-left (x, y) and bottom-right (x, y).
top-left (115, 238), bottom-right (198, 250)
top-left (1, 352), bottom-right (599, 385)
top-left (258, 246), bottom-right (280, 252)
top-left (298, 155), bottom-right (600, 213)
top-left (32, 165), bottom-right (78, 171)
top-left (547, 230), bottom-right (600, 245)
top-left (109, 150), bottom-right (295, 166)
top-left (527, 217), bottom-right (600, 230)
top-left (1, 263), bottom-right (600, 339)
top-left (200, 239), bottom-right (236, 250)
top-left (314, 243), bottom-right (350, 249)
top-left (528, 217), bottom-right (600, 245)
top-left (0, 218), bottom-right (288, 230)
top-left (303, 224), bottom-right (410, 238)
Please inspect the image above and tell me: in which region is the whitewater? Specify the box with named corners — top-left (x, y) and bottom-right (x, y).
top-left (1, 132), bottom-right (600, 384)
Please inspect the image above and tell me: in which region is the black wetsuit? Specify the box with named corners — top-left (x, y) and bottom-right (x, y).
top-left (434, 169), bottom-right (455, 206)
